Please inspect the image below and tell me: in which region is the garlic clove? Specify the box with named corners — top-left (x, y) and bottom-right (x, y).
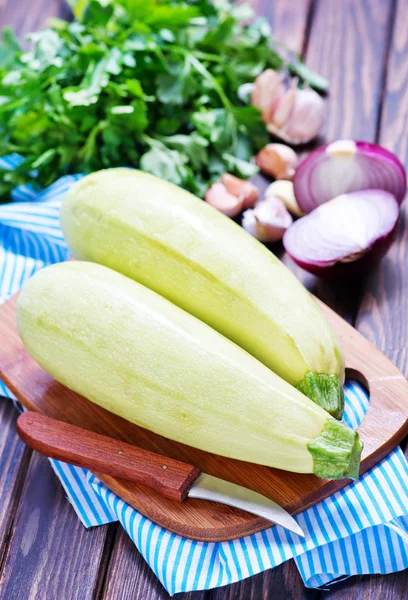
top-left (265, 180), bottom-right (304, 217)
top-left (251, 69), bottom-right (285, 124)
top-left (255, 143), bottom-right (298, 180)
top-left (271, 85), bottom-right (296, 129)
top-left (205, 182), bottom-right (243, 217)
top-left (242, 196), bottom-right (293, 242)
top-left (221, 173), bottom-right (260, 209)
top-left (283, 88), bottom-right (325, 144)
top-left (268, 87), bottom-right (325, 145)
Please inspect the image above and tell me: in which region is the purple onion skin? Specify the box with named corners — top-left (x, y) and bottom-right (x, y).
top-left (285, 218), bottom-right (399, 280)
top-left (354, 142), bottom-right (406, 205)
top-left (294, 141), bottom-right (407, 214)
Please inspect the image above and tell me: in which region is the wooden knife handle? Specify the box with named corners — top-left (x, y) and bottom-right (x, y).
top-left (17, 412), bottom-right (201, 502)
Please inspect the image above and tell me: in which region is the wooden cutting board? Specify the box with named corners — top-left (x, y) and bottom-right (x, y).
top-left (1, 293), bottom-right (407, 541)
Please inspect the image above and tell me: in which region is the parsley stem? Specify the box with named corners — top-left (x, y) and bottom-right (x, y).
top-left (167, 45), bottom-right (222, 63)
top-left (167, 45), bottom-right (232, 110)
top-left (141, 134), bottom-right (159, 148)
top-left (187, 54), bottom-right (233, 111)
top-left (193, 50), bottom-right (223, 63)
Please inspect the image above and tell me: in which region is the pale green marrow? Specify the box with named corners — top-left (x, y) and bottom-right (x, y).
top-left (17, 262), bottom-right (361, 478)
top-left (60, 169), bottom-right (345, 417)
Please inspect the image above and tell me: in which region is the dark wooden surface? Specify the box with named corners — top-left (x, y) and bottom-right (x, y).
top-left (0, 0), bottom-right (407, 598)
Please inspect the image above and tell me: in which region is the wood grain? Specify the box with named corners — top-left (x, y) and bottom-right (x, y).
top-left (101, 527), bottom-right (210, 600)
top-left (342, 0), bottom-right (408, 597)
top-left (305, 0), bottom-right (394, 142)
top-left (356, 0), bottom-right (408, 365)
top-left (245, 0), bottom-right (312, 54)
top-left (0, 451), bottom-right (110, 600)
top-left (0, 399), bottom-right (30, 567)
top-left (1, 292), bottom-right (407, 541)
top-left (209, 562), bottom-right (318, 600)
top-left (17, 412), bottom-right (201, 502)
top-left (327, 572), bottom-right (408, 600)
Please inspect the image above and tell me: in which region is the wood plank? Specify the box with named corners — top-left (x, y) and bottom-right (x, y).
top-left (0, 451), bottom-right (112, 599)
top-left (324, 571), bottom-right (408, 599)
top-left (101, 528), bottom-right (210, 600)
top-left (355, 0), bottom-right (408, 368)
top-left (293, 5), bottom-right (398, 595)
top-left (304, 0), bottom-right (393, 142)
top-left (344, 0), bottom-right (408, 596)
top-left (0, 399), bottom-right (30, 566)
top-left (209, 560), bottom-right (319, 600)
top-left (247, 0), bottom-right (312, 53)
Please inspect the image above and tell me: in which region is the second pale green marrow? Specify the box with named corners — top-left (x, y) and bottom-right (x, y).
top-left (61, 169), bottom-right (345, 417)
top-left (17, 261), bottom-right (361, 478)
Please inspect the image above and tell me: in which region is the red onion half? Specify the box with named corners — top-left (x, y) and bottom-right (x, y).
top-left (283, 190), bottom-right (399, 278)
top-left (294, 140), bottom-right (406, 213)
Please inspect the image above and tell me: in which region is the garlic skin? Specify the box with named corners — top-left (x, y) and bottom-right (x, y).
top-left (265, 180), bottom-right (304, 217)
top-left (251, 69), bottom-right (325, 145)
top-left (242, 196), bottom-right (293, 242)
top-left (256, 144), bottom-right (298, 180)
top-left (205, 182), bottom-right (243, 217)
top-left (267, 87), bottom-right (325, 145)
top-left (251, 69), bottom-right (285, 123)
top-left (221, 173), bottom-right (260, 209)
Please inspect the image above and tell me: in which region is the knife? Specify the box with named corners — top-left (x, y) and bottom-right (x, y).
top-left (16, 412), bottom-right (304, 537)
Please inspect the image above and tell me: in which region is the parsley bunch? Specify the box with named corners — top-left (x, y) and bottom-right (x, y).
top-left (0, 0), bottom-right (327, 200)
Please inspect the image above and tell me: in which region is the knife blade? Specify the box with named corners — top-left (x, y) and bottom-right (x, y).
top-left (17, 411), bottom-right (304, 537)
top-left (189, 474), bottom-right (304, 537)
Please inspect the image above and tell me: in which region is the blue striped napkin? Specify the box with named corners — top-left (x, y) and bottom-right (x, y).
top-left (1, 154), bottom-right (407, 595)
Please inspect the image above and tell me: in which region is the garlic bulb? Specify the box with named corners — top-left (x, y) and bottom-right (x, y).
top-left (251, 70), bottom-right (325, 145)
top-left (255, 144), bottom-right (298, 180)
top-left (265, 180), bottom-right (304, 217)
top-left (221, 173), bottom-right (259, 209)
top-left (242, 196), bottom-right (293, 242)
top-left (205, 182), bottom-right (243, 217)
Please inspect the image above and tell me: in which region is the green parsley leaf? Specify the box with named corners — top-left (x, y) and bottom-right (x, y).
top-left (140, 143), bottom-right (189, 186)
top-left (0, 28), bottom-right (21, 70)
top-left (0, 0), bottom-right (328, 201)
top-left (158, 133), bottom-right (208, 169)
top-left (222, 153), bottom-right (259, 178)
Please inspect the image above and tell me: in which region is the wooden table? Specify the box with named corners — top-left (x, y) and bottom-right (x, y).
top-left (0, 0), bottom-right (407, 598)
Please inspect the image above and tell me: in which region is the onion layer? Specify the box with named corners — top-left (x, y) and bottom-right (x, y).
top-left (294, 140), bottom-right (407, 213)
top-left (283, 190), bottom-right (399, 278)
